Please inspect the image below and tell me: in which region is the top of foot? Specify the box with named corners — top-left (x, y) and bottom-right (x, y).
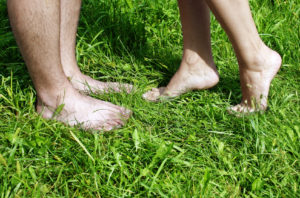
top-left (69, 74), bottom-right (133, 94)
top-left (36, 87), bottom-right (131, 131)
top-left (143, 58), bottom-right (219, 102)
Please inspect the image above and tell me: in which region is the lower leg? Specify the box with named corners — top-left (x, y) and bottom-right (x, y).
top-left (205, 0), bottom-right (282, 112)
top-left (8, 0), bottom-right (71, 107)
top-left (143, 0), bottom-right (219, 101)
top-left (8, 0), bottom-right (130, 131)
top-left (60, 0), bottom-right (132, 93)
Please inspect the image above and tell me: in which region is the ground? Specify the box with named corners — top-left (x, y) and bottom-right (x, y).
top-left (0, 0), bottom-right (299, 197)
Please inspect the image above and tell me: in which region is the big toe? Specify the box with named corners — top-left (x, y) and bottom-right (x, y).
top-left (101, 120), bottom-right (124, 131)
top-left (119, 107), bottom-right (132, 119)
top-left (143, 87), bottom-right (166, 101)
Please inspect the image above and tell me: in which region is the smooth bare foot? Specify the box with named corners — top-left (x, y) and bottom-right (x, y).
top-left (143, 54), bottom-right (219, 101)
top-left (228, 46), bottom-right (282, 114)
top-left (36, 86), bottom-right (131, 131)
top-left (68, 73), bottom-right (133, 94)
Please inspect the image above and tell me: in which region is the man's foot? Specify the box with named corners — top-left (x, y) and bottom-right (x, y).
top-left (143, 55), bottom-right (219, 101)
top-left (68, 73), bottom-right (133, 94)
top-left (36, 87), bottom-right (131, 131)
top-left (228, 46), bottom-right (282, 114)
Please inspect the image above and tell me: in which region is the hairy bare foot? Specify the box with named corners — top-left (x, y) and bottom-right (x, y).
top-left (36, 87), bottom-right (131, 131)
top-left (228, 47), bottom-right (282, 114)
top-left (143, 56), bottom-right (219, 101)
top-left (68, 73), bottom-right (133, 94)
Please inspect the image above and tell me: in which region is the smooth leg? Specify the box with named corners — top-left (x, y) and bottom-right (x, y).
top-left (143, 0), bottom-right (219, 101)
top-left (205, 0), bottom-right (282, 113)
top-left (60, 0), bottom-right (132, 94)
top-left (8, 0), bottom-right (130, 131)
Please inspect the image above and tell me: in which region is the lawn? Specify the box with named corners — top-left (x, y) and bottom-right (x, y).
top-left (0, 0), bottom-right (299, 197)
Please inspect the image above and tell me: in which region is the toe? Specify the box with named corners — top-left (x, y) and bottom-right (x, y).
top-left (118, 83), bottom-right (134, 93)
top-left (119, 107), bottom-right (132, 119)
top-left (143, 87), bottom-right (166, 102)
top-left (227, 104), bottom-right (247, 116)
top-left (101, 120), bottom-right (124, 131)
top-left (106, 82), bottom-right (134, 93)
top-left (124, 83), bottom-right (134, 93)
top-left (227, 103), bottom-right (258, 116)
top-left (227, 105), bottom-right (238, 115)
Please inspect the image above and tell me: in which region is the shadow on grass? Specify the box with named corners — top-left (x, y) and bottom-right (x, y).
top-left (78, 0), bottom-right (183, 77)
top-left (0, 1), bottom-right (32, 89)
top-left (1, 0), bottom-right (180, 88)
top-left (215, 75), bottom-right (241, 105)
top-left (0, 0), bottom-right (242, 98)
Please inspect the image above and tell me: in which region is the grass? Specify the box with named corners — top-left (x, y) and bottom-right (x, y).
top-left (0, 0), bottom-right (299, 197)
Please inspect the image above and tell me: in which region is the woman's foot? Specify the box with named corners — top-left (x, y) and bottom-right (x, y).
top-left (143, 53), bottom-right (219, 101)
top-left (36, 86), bottom-right (131, 131)
top-left (228, 46), bottom-right (282, 114)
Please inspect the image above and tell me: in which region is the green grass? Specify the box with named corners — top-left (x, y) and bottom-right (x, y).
top-left (0, 0), bottom-right (299, 197)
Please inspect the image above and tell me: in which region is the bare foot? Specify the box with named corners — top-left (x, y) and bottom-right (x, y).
top-left (228, 47), bottom-right (282, 114)
top-left (69, 73), bottom-right (133, 94)
top-left (143, 56), bottom-right (219, 101)
top-left (36, 87), bottom-right (131, 131)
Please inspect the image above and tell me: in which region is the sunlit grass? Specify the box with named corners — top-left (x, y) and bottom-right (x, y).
top-left (0, 0), bottom-right (299, 197)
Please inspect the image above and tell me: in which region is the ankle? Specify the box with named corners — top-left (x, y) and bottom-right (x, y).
top-left (182, 51), bottom-right (215, 68)
top-left (61, 60), bottom-right (82, 79)
top-left (64, 69), bottom-right (82, 80)
top-left (238, 44), bottom-right (273, 70)
top-left (36, 84), bottom-right (74, 109)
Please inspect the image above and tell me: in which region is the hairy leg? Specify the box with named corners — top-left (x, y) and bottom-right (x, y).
top-left (60, 0), bottom-right (132, 94)
top-left (205, 0), bottom-right (282, 113)
top-left (7, 0), bottom-right (130, 131)
top-left (143, 0), bottom-right (219, 101)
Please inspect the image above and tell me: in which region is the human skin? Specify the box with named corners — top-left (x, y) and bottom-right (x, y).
top-left (7, 0), bottom-right (131, 131)
top-left (60, 0), bottom-right (133, 94)
top-left (143, 0), bottom-right (282, 113)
